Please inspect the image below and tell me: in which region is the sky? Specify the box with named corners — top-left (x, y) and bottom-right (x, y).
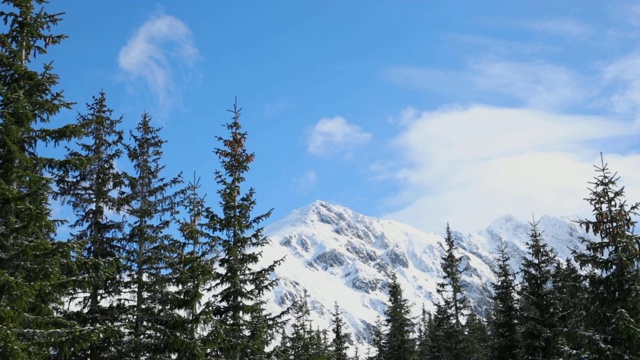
top-left (31, 1), bottom-right (640, 234)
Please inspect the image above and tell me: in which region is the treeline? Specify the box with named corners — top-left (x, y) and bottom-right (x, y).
top-left (361, 154), bottom-right (640, 359)
top-left (2, 1), bottom-right (640, 360)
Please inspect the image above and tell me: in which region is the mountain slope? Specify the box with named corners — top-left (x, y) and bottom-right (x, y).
top-left (260, 200), bottom-right (590, 351)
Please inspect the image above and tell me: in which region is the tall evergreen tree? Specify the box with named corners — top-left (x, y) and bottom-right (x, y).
top-left (209, 100), bottom-right (284, 359)
top-left (167, 174), bottom-right (219, 359)
top-left (0, 1), bottom-right (77, 358)
top-left (54, 92), bottom-right (127, 359)
top-left (519, 219), bottom-right (560, 359)
top-left (465, 312), bottom-right (489, 360)
top-left (552, 259), bottom-right (586, 358)
top-left (488, 241), bottom-right (520, 360)
top-left (120, 113), bottom-right (183, 359)
top-left (431, 224), bottom-right (469, 359)
top-left (382, 272), bottom-right (414, 360)
top-left (415, 305), bottom-right (432, 360)
top-left (573, 156), bottom-right (640, 358)
top-left (330, 302), bottom-right (350, 360)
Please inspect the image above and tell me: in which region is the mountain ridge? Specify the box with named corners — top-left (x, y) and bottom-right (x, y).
top-left (259, 200), bottom-right (591, 352)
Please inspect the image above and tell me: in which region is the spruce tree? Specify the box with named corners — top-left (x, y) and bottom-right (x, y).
top-left (54, 92), bottom-right (127, 359)
top-left (331, 302), bottom-right (350, 360)
top-left (573, 156), bottom-right (640, 358)
top-left (273, 295), bottom-right (331, 360)
top-left (168, 174), bottom-right (219, 359)
top-left (382, 272), bottom-right (414, 360)
top-left (120, 112), bottom-right (183, 359)
top-left (488, 241), bottom-right (520, 360)
top-left (431, 223), bottom-right (469, 359)
top-left (209, 100), bottom-right (284, 359)
top-left (518, 219), bottom-right (560, 359)
top-left (552, 259), bottom-right (586, 358)
top-left (0, 1), bottom-right (78, 358)
top-left (415, 306), bottom-right (432, 360)
top-left (465, 312), bottom-right (489, 360)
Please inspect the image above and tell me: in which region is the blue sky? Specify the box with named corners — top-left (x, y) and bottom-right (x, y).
top-left (40, 1), bottom-right (640, 233)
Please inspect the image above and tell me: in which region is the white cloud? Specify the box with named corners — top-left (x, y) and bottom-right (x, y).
top-left (293, 170), bottom-right (318, 194)
top-left (118, 13), bottom-right (200, 113)
top-left (307, 116), bottom-right (372, 157)
top-left (529, 18), bottom-right (591, 37)
top-left (383, 105), bottom-right (640, 233)
top-left (603, 51), bottom-right (640, 114)
top-left (471, 60), bottom-right (588, 110)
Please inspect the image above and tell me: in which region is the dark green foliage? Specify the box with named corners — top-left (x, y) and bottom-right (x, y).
top-left (488, 241), bottom-right (520, 360)
top-left (168, 174), bottom-right (218, 359)
top-left (273, 295), bottom-right (331, 360)
top-left (518, 219), bottom-right (560, 359)
top-left (382, 273), bottom-right (415, 360)
top-left (331, 302), bottom-right (350, 360)
top-left (430, 224), bottom-right (469, 359)
top-left (552, 259), bottom-right (586, 358)
top-left (0, 1), bottom-right (76, 358)
top-left (369, 316), bottom-right (385, 360)
top-left (465, 312), bottom-right (489, 360)
top-left (573, 156), bottom-right (640, 359)
top-left (415, 305), bottom-right (432, 360)
top-left (209, 100), bottom-right (284, 359)
top-left (54, 92), bottom-right (127, 359)
top-left (121, 113), bottom-right (183, 359)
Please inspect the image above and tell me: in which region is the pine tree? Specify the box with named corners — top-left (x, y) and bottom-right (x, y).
top-left (431, 223), bottom-right (469, 359)
top-left (331, 302), bottom-right (350, 360)
top-left (573, 155), bottom-right (640, 358)
top-left (54, 92), bottom-right (127, 359)
top-left (209, 100), bottom-right (284, 359)
top-left (382, 272), bottom-right (414, 360)
top-left (552, 259), bottom-right (586, 358)
top-left (168, 174), bottom-right (219, 359)
top-left (465, 312), bottom-right (489, 360)
top-left (0, 1), bottom-right (77, 358)
top-left (519, 219), bottom-right (560, 359)
top-left (369, 316), bottom-right (385, 360)
top-left (488, 241), bottom-right (520, 360)
top-left (415, 305), bottom-right (431, 360)
top-left (120, 112), bottom-right (183, 359)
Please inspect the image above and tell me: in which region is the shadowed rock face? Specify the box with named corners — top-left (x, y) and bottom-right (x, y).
top-left (263, 201), bottom-right (590, 353)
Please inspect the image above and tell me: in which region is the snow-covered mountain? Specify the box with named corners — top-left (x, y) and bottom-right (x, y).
top-left (260, 200), bottom-right (591, 352)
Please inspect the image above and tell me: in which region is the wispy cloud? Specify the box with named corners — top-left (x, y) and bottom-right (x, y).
top-left (603, 51), bottom-right (640, 114)
top-left (382, 105), bottom-right (640, 233)
top-left (307, 116), bottom-right (372, 157)
top-left (471, 60), bottom-right (589, 110)
top-left (293, 170), bottom-right (318, 194)
top-left (118, 12), bottom-right (200, 114)
top-left (529, 18), bottom-right (591, 38)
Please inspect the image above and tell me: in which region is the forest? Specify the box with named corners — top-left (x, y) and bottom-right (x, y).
top-left (2, 1), bottom-right (640, 359)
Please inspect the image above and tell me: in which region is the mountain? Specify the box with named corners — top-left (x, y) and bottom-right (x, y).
top-left (259, 200), bottom-right (591, 352)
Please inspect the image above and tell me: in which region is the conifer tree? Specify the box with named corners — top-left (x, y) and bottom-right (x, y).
top-left (272, 293), bottom-right (332, 360)
top-left (488, 241), bottom-right (520, 360)
top-left (0, 1), bottom-right (76, 358)
top-left (209, 100), bottom-right (284, 359)
top-left (519, 219), bottom-right (560, 359)
top-left (121, 113), bottom-right (183, 359)
top-left (54, 92), bottom-right (127, 359)
top-left (465, 312), bottom-right (489, 360)
top-left (431, 224), bottom-right (469, 359)
top-left (382, 273), bottom-right (414, 360)
top-left (552, 259), bottom-right (586, 358)
top-left (369, 316), bottom-right (385, 360)
top-left (331, 302), bottom-right (350, 360)
top-left (573, 156), bottom-right (640, 358)
top-left (168, 174), bottom-right (219, 359)
top-left (415, 305), bottom-right (432, 360)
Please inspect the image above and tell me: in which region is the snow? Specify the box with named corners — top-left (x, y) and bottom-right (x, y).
top-left (259, 200), bottom-right (590, 353)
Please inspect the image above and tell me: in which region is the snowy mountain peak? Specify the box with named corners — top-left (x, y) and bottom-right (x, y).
top-left (260, 202), bottom-right (590, 353)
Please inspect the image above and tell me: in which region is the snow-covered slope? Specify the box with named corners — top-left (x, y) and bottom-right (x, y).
top-left (260, 200), bottom-right (589, 351)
